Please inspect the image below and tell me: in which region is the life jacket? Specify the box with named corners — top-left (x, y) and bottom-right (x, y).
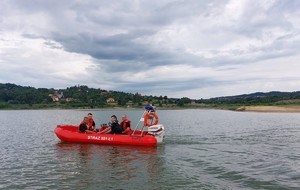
top-left (121, 120), bottom-right (132, 135)
top-left (121, 120), bottom-right (131, 131)
top-left (88, 118), bottom-right (95, 128)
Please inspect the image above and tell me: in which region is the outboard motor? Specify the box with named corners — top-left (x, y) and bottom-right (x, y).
top-left (148, 124), bottom-right (165, 143)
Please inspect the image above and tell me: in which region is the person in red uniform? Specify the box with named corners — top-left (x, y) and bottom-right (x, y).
top-left (79, 117), bottom-right (96, 134)
top-left (120, 114), bottom-right (132, 135)
top-left (87, 113), bottom-right (97, 132)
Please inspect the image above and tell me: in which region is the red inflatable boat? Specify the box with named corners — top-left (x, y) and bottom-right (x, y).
top-left (54, 125), bottom-right (164, 146)
top-left (54, 106), bottom-right (165, 146)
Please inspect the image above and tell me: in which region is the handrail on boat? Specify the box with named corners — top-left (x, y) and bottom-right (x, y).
top-left (131, 106), bottom-right (157, 136)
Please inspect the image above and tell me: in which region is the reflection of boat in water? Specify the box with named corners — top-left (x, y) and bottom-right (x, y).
top-left (54, 142), bottom-right (165, 187)
top-left (54, 106), bottom-right (165, 146)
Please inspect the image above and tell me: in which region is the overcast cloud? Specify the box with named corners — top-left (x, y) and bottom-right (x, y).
top-left (1, 0), bottom-right (300, 98)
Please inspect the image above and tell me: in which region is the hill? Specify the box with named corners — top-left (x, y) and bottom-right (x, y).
top-left (1, 83), bottom-right (300, 110)
top-left (203, 91), bottom-right (300, 105)
top-left (0, 83), bottom-right (184, 109)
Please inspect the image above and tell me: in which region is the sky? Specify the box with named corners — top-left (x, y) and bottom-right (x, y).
top-left (1, 0), bottom-right (300, 99)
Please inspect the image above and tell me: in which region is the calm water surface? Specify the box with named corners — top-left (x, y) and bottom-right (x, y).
top-left (0, 109), bottom-right (300, 190)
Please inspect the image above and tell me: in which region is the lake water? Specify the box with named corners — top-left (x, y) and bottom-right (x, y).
top-left (0, 109), bottom-right (300, 190)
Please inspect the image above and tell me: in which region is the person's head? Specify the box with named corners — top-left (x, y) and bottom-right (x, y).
top-left (122, 114), bottom-right (127, 121)
top-left (111, 115), bottom-right (117, 122)
top-left (88, 113), bottom-right (93, 119)
top-left (83, 116), bottom-right (89, 124)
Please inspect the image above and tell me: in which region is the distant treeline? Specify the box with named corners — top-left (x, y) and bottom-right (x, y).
top-left (1, 83), bottom-right (300, 109)
top-left (0, 83), bottom-right (192, 109)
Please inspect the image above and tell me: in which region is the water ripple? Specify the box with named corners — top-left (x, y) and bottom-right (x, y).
top-left (1, 110), bottom-right (300, 189)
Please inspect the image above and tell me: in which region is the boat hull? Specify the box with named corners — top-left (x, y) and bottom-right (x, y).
top-left (54, 125), bottom-right (158, 146)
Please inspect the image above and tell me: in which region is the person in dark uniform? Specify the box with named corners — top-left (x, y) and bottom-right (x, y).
top-left (99, 115), bottom-right (122, 134)
top-left (109, 115), bottom-right (123, 134)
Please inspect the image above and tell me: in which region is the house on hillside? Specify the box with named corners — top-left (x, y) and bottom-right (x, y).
top-left (106, 98), bottom-right (115, 103)
top-left (56, 92), bottom-right (64, 99)
top-left (49, 91), bottom-right (64, 102)
top-left (51, 95), bottom-right (59, 102)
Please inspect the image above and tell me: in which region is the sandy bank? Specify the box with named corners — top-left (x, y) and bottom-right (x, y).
top-left (236, 106), bottom-right (300, 112)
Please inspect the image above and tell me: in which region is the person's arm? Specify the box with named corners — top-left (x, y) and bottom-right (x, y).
top-left (122, 128), bottom-right (129, 134)
top-left (85, 129), bottom-right (96, 134)
top-left (99, 126), bottom-right (111, 134)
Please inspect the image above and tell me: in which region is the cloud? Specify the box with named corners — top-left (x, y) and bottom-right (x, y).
top-left (0, 32), bottom-right (96, 88)
top-left (1, 0), bottom-right (300, 98)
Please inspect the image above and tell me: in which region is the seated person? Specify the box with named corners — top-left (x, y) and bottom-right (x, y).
top-left (87, 113), bottom-right (97, 132)
top-left (120, 114), bottom-right (132, 135)
top-left (79, 117), bottom-right (96, 134)
top-left (99, 115), bottom-right (122, 134)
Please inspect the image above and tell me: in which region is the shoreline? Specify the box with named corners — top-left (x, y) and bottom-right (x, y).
top-left (235, 106), bottom-right (300, 113)
top-left (2, 105), bottom-right (300, 113)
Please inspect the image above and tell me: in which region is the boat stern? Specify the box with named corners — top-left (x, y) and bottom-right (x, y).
top-left (147, 124), bottom-right (165, 144)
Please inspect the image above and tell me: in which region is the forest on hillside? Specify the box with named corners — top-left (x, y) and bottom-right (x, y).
top-left (1, 83), bottom-right (300, 109)
top-left (0, 83), bottom-right (191, 109)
